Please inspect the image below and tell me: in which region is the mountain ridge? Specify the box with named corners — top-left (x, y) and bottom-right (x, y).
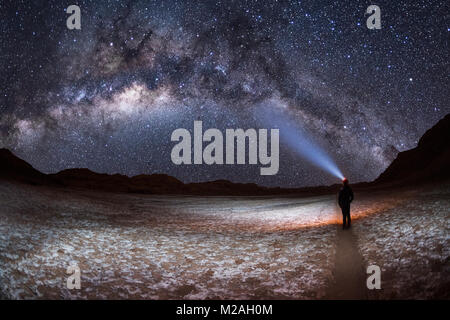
top-left (1, 113), bottom-right (449, 195)
top-left (375, 113), bottom-right (450, 185)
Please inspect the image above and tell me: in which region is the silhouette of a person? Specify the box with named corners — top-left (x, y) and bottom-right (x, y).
top-left (338, 178), bottom-right (354, 229)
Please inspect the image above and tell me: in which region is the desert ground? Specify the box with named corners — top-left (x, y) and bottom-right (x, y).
top-left (0, 180), bottom-right (448, 299)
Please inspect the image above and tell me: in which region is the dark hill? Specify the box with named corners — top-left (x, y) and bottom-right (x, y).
top-left (0, 148), bottom-right (52, 185)
top-left (375, 113), bottom-right (450, 185)
top-left (50, 169), bottom-right (185, 194)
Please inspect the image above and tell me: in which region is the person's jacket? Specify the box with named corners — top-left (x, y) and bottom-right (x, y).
top-left (338, 185), bottom-right (354, 207)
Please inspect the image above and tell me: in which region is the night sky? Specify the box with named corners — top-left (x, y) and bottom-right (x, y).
top-left (0, 0), bottom-right (448, 187)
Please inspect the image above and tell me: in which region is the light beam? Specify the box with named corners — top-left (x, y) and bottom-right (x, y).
top-left (257, 104), bottom-right (344, 180)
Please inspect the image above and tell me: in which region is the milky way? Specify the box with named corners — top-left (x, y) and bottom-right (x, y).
top-left (0, 0), bottom-right (448, 187)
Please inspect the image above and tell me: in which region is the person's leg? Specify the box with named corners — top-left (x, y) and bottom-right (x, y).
top-left (343, 206), bottom-right (350, 229)
top-left (347, 209), bottom-right (351, 228)
top-left (342, 214), bottom-right (346, 229)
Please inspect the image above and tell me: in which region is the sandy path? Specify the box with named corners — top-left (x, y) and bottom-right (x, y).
top-left (326, 221), bottom-right (367, 299)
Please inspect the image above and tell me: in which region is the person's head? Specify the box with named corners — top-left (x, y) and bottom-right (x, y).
top-left (342, 178), bottom-right (349, 186)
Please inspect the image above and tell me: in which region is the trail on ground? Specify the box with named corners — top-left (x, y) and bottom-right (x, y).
top-left (326, 223), bottom-right (367, 299)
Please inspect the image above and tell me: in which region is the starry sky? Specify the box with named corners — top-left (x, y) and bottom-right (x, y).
top-left (0, 0), bottom-right (448, 187)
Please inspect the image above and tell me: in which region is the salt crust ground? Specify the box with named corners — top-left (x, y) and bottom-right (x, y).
top-left (0, 181), bottom-right (448, 299)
